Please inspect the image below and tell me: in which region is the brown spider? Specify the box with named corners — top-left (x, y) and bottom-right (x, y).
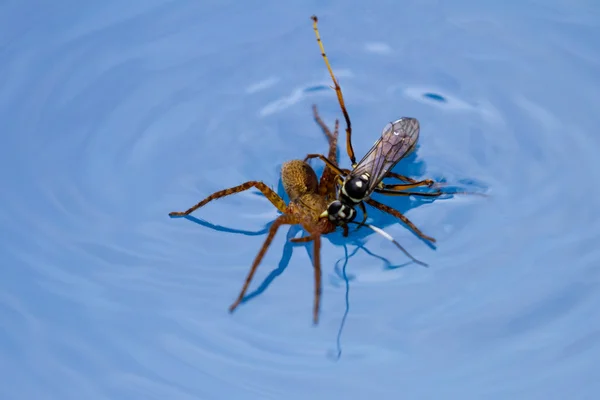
top-left (169, 110), bottom-right (344, 324)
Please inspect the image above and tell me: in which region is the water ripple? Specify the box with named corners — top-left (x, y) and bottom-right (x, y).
top-left (2, 1), bottom-right (600, 399)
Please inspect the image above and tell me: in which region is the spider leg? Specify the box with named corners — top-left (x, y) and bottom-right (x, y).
top-left (311, 105), bottom-right (341, 198)
top-left (229, 214), bottom-right (299, 313)
top-left (298, 226), bottom-right (323, 325)
top-left (169, 181), bottom-right (287, 216)
top-left (290, 235), bottom-right (313, 243)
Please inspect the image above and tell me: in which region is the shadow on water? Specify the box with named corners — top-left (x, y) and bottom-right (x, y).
top-left (180, 215), bottom-right (272, 237)
top-left (176, 212), bottom-right (413, 361)
top-left (326, 242), bottom-right (413, 362)
top-left (328, 243), bottom-right (352, 361)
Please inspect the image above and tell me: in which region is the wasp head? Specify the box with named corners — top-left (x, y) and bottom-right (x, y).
top-left (320, 200), bottom-right (357, 225)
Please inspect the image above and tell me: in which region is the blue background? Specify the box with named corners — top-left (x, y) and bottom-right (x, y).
top-left (2, 1), bottom-right (599, 399)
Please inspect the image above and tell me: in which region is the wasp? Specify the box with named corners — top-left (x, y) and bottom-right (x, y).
top-left (305, 15), bottom-right (475, 244)
top-left (169, 108), bottom-right (426, 325)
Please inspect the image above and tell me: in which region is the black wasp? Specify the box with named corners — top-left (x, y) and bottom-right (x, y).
top-left (321, 117), bottom-right (433, 220)
top-left (304, 15), bottom-right (459, 245)
top-left (305, 116), bottom-right (443, 244)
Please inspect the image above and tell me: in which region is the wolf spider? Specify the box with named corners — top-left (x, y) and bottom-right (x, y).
top-left (169, 110), bottom-right (346, 324)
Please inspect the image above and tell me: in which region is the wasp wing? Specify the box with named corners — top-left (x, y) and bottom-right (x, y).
top-left (351, 117), bottom-right (420, 192)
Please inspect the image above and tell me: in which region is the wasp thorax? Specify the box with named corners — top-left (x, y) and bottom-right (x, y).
top-left (326, 200), bottom-right (356, 224)
top-left (343, 173), bottom-right (370, 202)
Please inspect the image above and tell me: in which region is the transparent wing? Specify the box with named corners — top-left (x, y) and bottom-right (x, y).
top-left (352, 117), bottom-right (420, 192)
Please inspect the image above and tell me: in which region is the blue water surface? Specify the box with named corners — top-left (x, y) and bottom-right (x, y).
top-left (2, 1), bottom-right (600, 399)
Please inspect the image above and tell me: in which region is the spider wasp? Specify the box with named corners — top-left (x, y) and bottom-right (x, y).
top-left (169, 108), bottom-right (425, 325)
top-left (305, 15), bottom-right (481, 244)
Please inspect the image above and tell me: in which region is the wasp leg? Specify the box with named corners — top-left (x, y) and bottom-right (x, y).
top-left (383, 172), bottom-right (441, 188)
top-left (378, 184), bottom-right (489, 198)
top-left (380, 179), bottom-right (437, 191)
top-left (384, 172), bottom-right (438, 184)
top-left (168, 181), bottom-right (287, 217)
top-left (311, 15), bottom-right (356, 166)
top-left (383, 172), bottom-right (419, 183)
top-left (383, 172), bottom-right (444, 189)
top-left (365, 198), bottom-right (436, 244)
top-left (374, 188), bottom-right (446, 198)
top-left (351, 202), bottom-right (368, 232)
top-left (229, 214), bottom-right (300, 313)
